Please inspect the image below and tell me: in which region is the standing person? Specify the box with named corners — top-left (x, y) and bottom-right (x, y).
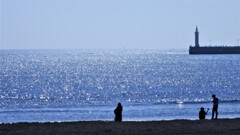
top-left (211, 94), bottom-right (218, 119)
top-left (114, 102), bottom-right (123, 122)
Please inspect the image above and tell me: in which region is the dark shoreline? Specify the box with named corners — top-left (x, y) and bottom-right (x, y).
top-left (1, 118), bottom-right (240, 135)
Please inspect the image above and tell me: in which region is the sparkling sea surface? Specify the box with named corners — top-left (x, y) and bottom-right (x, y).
top-left (0, 49), bottom-right (240, 123)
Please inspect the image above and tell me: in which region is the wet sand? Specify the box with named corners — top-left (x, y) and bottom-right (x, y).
top-left (1, 119), bottom-right (240, 135)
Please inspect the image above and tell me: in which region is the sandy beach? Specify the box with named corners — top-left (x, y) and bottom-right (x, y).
top-left (1, 119), bottom-right (240, 135)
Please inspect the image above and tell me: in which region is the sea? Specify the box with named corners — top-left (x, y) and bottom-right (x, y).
top-left (1, 49), bottom-right (240, 123)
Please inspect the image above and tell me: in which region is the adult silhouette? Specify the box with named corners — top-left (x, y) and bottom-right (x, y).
top-left (114, 102), bottom-right (123, 122)
top-left (211, 94), bottom-right (218, 119)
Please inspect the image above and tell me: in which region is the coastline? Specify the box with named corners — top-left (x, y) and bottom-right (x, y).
top-left (1, 118), bottom-right (240, 135)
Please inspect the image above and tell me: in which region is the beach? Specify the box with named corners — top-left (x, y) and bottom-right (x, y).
top-left (1, 119), bottom-right (240, 135)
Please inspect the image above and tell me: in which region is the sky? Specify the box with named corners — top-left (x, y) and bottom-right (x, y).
top-left (0, 0), bottom-right (240, 50)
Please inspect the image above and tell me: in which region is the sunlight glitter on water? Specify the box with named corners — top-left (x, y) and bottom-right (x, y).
top-left (1, 50), bottom-right (240, 122)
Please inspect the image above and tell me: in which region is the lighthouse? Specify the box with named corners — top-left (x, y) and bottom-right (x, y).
top-left (195, 26), bottom-right (199, 47)
top-left (189, 27), bottom-right (240, 54)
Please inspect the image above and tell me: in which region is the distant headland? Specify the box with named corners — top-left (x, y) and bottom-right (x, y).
top-left (189, 27), bottom-right (240, 54)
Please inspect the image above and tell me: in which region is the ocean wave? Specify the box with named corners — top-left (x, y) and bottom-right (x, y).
top-left (151, 99), bottom-right (240, 105)
top-left (0, 108), bottom-right (92, 114)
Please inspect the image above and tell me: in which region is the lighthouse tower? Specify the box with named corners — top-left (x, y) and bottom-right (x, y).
top-left (195, 26), bottom-right (199, 47)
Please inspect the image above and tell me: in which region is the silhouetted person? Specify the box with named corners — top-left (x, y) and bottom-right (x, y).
top-left (199, 107), bottom-right (209, 120)
top-left (114, 102), bottom-right (123, 122)
top-left (211, 94), bottom-right (218, 119)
